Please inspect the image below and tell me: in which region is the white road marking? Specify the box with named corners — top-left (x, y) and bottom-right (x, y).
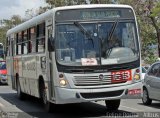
top-left (121, 105), bottom-right (143, 112)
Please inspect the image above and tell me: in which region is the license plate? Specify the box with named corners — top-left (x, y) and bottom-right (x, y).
top-left (128, 89), bottom-right (141, 95)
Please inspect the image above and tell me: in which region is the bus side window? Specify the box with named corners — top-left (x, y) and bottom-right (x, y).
top-left (22, 30), bottom-right (28, 54)
top-left (37, 38), bottom-right (45, 52)
top-left (37, 23), bottom-right (45, 53)
top-left (28, 27), bottom-right (36, 53)
top-left (16, 32), bottom-right (23, 55)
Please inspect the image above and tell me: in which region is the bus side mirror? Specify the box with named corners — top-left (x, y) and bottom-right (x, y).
top-left (48, 37), bottom-right (55, 52)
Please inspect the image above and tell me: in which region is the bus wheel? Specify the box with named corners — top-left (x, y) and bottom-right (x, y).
top-left (105, 99), bottom-right (120, 111)
top-left (17, 79), bottom-right (25, 100)
top-left (142, 88), bottom-right (152, 105)
top-left (40, 82), bottom-right (53, 112)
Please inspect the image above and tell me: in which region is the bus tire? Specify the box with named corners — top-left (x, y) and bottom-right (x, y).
top-left (105, 99), bottom-right (120, 110)
top-left (16, 78), bottom-right (26, 100)
top-left (40, 81), bottom-right (53, 112)
top-left (142, 88), bottom-right (152, 105)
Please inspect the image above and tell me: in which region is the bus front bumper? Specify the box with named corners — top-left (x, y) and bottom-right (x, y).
top-left (54, 82), bottom-right (142, 104)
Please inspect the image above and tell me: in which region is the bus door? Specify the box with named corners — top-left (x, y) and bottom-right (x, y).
top-left (46, 19), bottom-right (55, 101)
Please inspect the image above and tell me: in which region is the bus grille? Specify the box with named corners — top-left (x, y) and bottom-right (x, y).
top-left (80, 90), bottom-right (124, 99)
top-left (73, 74), bottom-right (126, 86)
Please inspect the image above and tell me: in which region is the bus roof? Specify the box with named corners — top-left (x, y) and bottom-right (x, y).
top-left (7, 4), bottom-right (133, 36)
top-left (54, 4), bottom-right (133, 11)
top-left (6, 9), bottom-right (54, 36)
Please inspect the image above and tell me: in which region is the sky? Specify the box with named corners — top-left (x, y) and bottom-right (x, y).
top-left (0, 0), bottom-right (47, 19)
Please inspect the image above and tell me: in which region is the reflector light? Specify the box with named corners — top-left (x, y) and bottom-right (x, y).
top-left (59, 74), bottom-right (64, 78)
top-left (136, 69), bottom-right (140, 73)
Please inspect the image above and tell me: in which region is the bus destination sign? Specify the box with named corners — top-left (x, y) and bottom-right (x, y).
top-left (81, 10), bottom-right (121, 20)
top-left (55, 8), bottom-right (134, 22)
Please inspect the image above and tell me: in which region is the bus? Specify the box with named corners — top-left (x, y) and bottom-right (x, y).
top-left (6, 4), bottom-right (142, 112)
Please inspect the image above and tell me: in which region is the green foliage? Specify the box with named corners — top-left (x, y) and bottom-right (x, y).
top-left (90, 0), bottom-right (112, 4)
top-left (0, 15), bottom-right (22, 46)
top-left (45, 0), bottom-right (84, 7)
top-left (144, 48), bottom-right (157, 64)
top-left (0, 28), bottom-right (7, 45)
top-left (150, 2), bottom-right (160, 18)
top-left (45, 0), bottom-right (113, 7)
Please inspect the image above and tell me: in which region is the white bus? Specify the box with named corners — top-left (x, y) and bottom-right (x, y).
top-left (6, 4), bottom-right (142, 112)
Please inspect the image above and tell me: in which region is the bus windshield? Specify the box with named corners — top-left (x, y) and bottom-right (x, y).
top-left (55, 21), bottom-right (139, 66)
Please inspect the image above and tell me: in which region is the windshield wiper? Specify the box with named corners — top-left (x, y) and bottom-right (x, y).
top-left (74, 21), bottom-right (94, 47)
top-left (108, 20), bottom-right (119, 41)
top-left (105, 20), bottom-right (119, 58)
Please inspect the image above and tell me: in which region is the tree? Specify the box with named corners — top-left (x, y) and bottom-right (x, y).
top-left (3, 15), bottom-right (22, 29)
top-left (0, 15), bottom-right (22, 46)
top-left (25, 9), bottom-right (36, 20)
top-left (45, 0), bottom-right (84, 7)
top-left (0, 27), bottom-right (6, 45)
top-left (25, 6), bottom-right (49, 20)
top-left (11, 15), bottom-right (22, 27)
top-left (45, 0), bottom-right (113, 7)
top-left (149, 1), bottom-right (160, 57)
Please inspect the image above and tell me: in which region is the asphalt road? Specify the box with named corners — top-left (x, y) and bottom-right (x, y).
top-left (0, 85), bottom-right (160, 118)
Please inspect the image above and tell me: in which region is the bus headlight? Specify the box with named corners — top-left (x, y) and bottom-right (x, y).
top-left (59, 79), bottom-right (67, 87)
top-left (59, 73), bottom-right (68, 87)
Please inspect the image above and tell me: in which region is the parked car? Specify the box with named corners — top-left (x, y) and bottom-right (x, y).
top-left (0, 63), bottom-right (7, 85)
top-left (142, 62), bottom-right (160, 105)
